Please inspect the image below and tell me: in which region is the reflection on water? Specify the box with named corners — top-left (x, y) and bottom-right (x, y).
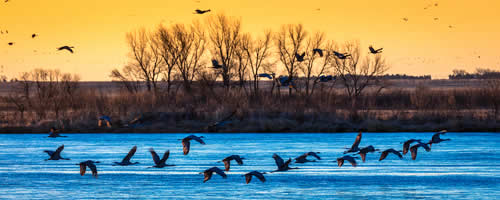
top-left (0, 133), bottom-right (499, 199)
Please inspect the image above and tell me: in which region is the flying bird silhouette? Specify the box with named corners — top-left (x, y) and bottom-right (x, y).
top-left (402, 139), bottom-right (422, 155)
top-left (295, 152), bottom-right (321, 163)
top-left (8, 42), bottom-right (13, 46)
top-left (335, 155), bottom-right (358, 167)
top-left (77, 160), bottom-right (100, 178)
top-left (220, 155), bottom-right (245, 171)
top-left (57, 46), bottom-right (74, 53)
top-left (200, 167), bottom-right (227, 183)
top-left (379, 149), bottom-right (403, 161)
top-left (333, 51), bottom-right (351, 59)
top-left (257, 73), bottom-right (274, 79)
top-left (44, 145), bottom-right (70, 161)
top-left (355, 145), bottom-right (379, 162)
top-left (272, 153), bottom-right (298, 172)
top-left (344, 131), bottom-right (362, 153)
top-left (243, 171), bottom-right (266, 184)
top-left (48, 127), bottom-right (67, 138)
top-left (211, 59), bottom-right (223, 69)
top-left (148, 148), bottom-right (175, 168)
top-left (369, 46), bottom-right (383, 54)
top-left (313, 48), bottom-right (324, 57)
top-left (113, 146), bottom-right (139, 166)
top-left (181, 135), bottom-right (205, 155)
top-left (295, 52), bottom-right (305, 62)
top-left (194, 9), bottom-right (211, 14)
top-left (402, 18), bottom-right (409, 22)
top-left (319, 75), bottom-right (333, 82)
top-left (32, 34), bottom-right (37, 38)
top-left (409, 142), bottom-right (431, 160)
top-left (428, 130), bottom-right (451, 147)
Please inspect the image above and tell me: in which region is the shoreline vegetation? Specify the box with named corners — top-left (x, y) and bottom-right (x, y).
top-left (1, 14), bottom-right (500, 134)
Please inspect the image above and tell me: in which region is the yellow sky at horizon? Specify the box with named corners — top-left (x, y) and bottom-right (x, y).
top-left (1, 0), bottom-right (499, 80)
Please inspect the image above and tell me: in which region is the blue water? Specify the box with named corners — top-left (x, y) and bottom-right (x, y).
top-left (0, 133), bottom-right (498, 200)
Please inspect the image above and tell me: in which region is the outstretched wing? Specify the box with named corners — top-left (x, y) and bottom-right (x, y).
top-left (273, 154), bottom-right (284, 169)
top-left (337, 158), bottom-right (344, 167)
top-left (379, 150), bottom-right (389, 161)
top-left (79, 163), bottom-right (86, 176)
top-left (212, 167), bottom-right (227, 178)
top-left (253, 172), bottom-right (266, 183)
top-left (149, 148), bottom-right (161, 165)
top-left (44, 150), bottom-right (55, 157)
top-left (122, 146), bottom-right (137, 163)
top-left (403, 141), bottom-right (410, 155)
top-left (346, 157), bottom-right (357, 167)
top-left (309, 152), bottom-right (321, 160)
top-left (87, 162), bottom-right (98, 178)
top-left (54, 145), bottom-right (64, 157)
top-left (359, 153), bottom-right (366, 162)
top-left (223, 160), bottom-right (231, 171)
top-left (245, 174), bottom-right (252, 184)
top-left (284, 158), bottom-right (292, 168)
top-left (203, 171), bottom-right (213, 183)
top-left (160, 150), bottom-right (170, 164)
top-left (182, 139), bottom-right (191, 155)
top-left (351, 132), bottom-right (362, 149)
top-left (410, 146), bottom-right (418, 160)
top-left (193, 137), bottom-right (205, 145)
top-left (234, 156), bottom-right (244, 165)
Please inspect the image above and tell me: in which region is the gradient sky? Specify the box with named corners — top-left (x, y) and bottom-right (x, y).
top-left (0, 0), bottom-right (499, 80)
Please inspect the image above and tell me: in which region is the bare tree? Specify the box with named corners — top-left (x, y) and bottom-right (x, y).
top-left (206, 13), bottom-right (242, 89)
top-left (275, 24), bottom-right (308, 95)
top-left (331, 41), bottom-right (389, 117)
top-left (483, 79), bottom-right (500, 121)
top-left (110, 68), bottom-right (141, 93)
top-left (122, 28), bottom-right (163, 92)
top-left (300, 32), bottom-right (334, 97)
top-left (170, 22), bottom-right (207, 92)
top-left (155, 24), bottom-right (180, 94)
top-left (242, 31), bottom-right (273, 95)
top-left (235, 35), bottom-right (249, 90)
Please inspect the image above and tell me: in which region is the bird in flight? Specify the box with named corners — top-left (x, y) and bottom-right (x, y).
top-left (295, 152), bottom-right (321, 163)
top-left (313, 48), bottom-right (324, 57)
top-left (257, 73), bottom-right (274, 79)
top-left (220, 155), bottom-right (245, 171)
top-left (379, 149), bottom-right (403, 161)
top-left (402, 18), bottom-right (409, 22)
top-left (8, 42), bottom-right (13, 46)
top-left (428, 130), bottom-right (451, 148)
top-left (113, 146), bottom-right (140, 166)
top-left (57, 46), bottom-right (74, 53)
top-left (32, 34), bottom-right (37, 38)
top-left (295, 52), bottom-right (305, 62)
top-left (181, 135), bottom-right (206, 155)
top-left (194, 9), bottom-right (211, 14)
top-left (148, 148), bottom-right (175, 168)
top-left (77, 160), bottom-right (100, 178)
top-left (272, 153), bottom-right (298, 172)
top-left (200, 167), bottom-right (227, 183)
top-left (335, 155), bottom-right (358, 167)
top-left (211, 59), bottom-right (223, 69)
top-left (333, 51), bottom-right (351, 60)
top-left (243, 171), bottom-right (266, 184)
top-left (369, 46), bottom-right (383, 54)
top-left (44, 145), bottom-right (70, 161)
top-left (344, 131), bottom-right (362, 153)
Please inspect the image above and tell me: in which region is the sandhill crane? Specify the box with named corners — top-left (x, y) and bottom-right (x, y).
top-left (48, 127), bottom-right (67, 138)
top-left (369, 46), bottom-right (383, 54)
top-left (194, 9), bottom-right (211, 14)
top-left (257, 73), bottom-right (274, 79)
top-left (207, 110), bottom-right (236, 132)
top-left (295, 52), bottom-right (305, 62)
top-left (409, 142), bottom-right (431, 160)
top-left (220, 155), bottom-right (245, 171)
top-left (379, 149), bottom-right (403, 161)
top-left (335, 155), bottom-right (358, 167)
top-left (148, 148), bottom-right (175, 168)
top-left (243, 171), bottom-right (266, 184)
top-left (77, 160), bottom-right (100, 178)
top-left (356, 145), bottom-right (379, 162)
top-left (333, 51), bottom-right (351, 59)
top-left (211, 59), bottom-right (223, 69)
top-left (44, 145), bottom-right (70, 160)
top-left (402, 139), bottom-right (422, 155)
top-left (57, 46), bottom-right (74, 53)
top-left (402, 17), bottom-right (409, 22)
top-left (272, 153), bottom-right (298, 172)
top-left (200, 167), bottom-right (227, 183)
top-left (181, 135), bottom-right (205, 155)
top-left (313, 48), bottom-right (324, 57)
top-left (32, 34), bottom-right (37, 38)
top-left (113, 146), bottom-right (139, 166)
top-left (294, 152), bottom-right (321, 163)
top-left (344, 131), bottom-right (362, 153)
top-left (428, 130), bottom-right (451, 147)
top-left (98, 115), bottom-right (112, 128)
top-left (8, 42), bottom-right (13, 46)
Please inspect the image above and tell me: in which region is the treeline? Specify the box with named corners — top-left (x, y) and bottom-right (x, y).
top-left (449, 68), bottom-right (500, 79)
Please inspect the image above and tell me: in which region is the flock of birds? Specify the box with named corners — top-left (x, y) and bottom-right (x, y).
top-left (401, 2), bottom-right (456, 29)
top-left (44, 130), bottom-right (451, 183)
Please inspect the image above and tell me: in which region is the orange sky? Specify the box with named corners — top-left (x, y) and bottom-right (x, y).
top-left (0, 0), bottom-right (499, 80)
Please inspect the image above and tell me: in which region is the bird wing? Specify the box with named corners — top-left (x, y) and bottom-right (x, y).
top-left (403, 141), bottom-right (410, 155)
top-left (393, 150), bottom-right (403, 159)
top-left (212, 167), bottom-right (227, 178)
top-left (379, 150), bottom-right (389, 161)
top-left (234, 156), bottom-right (244, 165)
top-left (79, 163), bottom-right (86, 176)
top-left (182, 139), bottom-right (191, 155)
top-left (211, 59), bottom-right (219, 67)
top-left (160, 150), bottom-right (170, 164)
top-left (359, 153), bottom-right (366, 162)
top-left (54, 145), bottom-right (64, 157)
top-left (193, 137), bottom-right (205, 145)
top-left (44, 150), bottom-right (55, 157)
top-left (122, 146), bottom-right (137, 162)
top-left (245, 174), bottom-right (252, 184)
top-left (410, 146), bottom-right (418, 160)
top-left (253, 172), bottom-right (266, 183)
top-left (295, 154), bottom-right (307, 161)
top-left (369, 46), bottom-right (375, 52)
top-left (223, 160), bottom-right (231, 171)
top-left (309, 152), bottom-right (321, 160)
top-left (337, 158), bottom-right (344, 167)
top-left (346, 157), bottom-right (357, 167)
top-left (284, 158), bottom-right (292, 168)
top-left (203, 171), bottom-right (213, 183)
top-left (149, 148), bottom-right (161, 165)
top-left (273, 154), bottom-right (285, 169)
top-left (87, 162), bottom-right (98, 178)
top-left (351, 132), bottom-right (362, 149)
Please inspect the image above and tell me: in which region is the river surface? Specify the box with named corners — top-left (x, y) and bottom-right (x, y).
top-left (0, 132), bottom-right (498, 199)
